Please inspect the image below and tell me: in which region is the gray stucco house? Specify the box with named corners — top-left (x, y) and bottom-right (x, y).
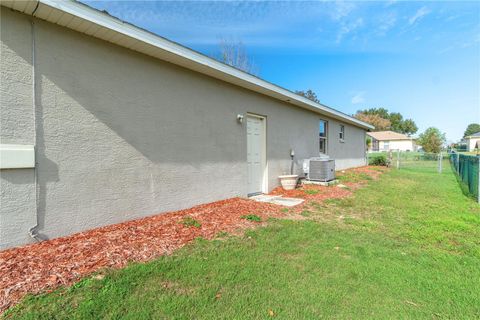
top-left (0, 0), bottom-right (373, 250)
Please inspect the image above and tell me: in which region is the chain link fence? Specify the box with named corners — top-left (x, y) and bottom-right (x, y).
top-left (367, 150), bottom-right (479, 202)
top-left (367, 151), bottom-right (446, 173)
top-left (449, 151), bottom-right (479, 202)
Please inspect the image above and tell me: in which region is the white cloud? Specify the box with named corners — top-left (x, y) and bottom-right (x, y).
top-left (460, 34), bottom-right (480, 48)
top-left (438, 34), bottom-right (480, 54)
top-left (351, 91), bottom-right (366, 105)
top-left (377, 12), bottom-right (397, 36)
top-left (409, 6), bottom-right (431, 25)
top-left (384, 0), bottom-right (397, 7)
top-left (445, 14), bottom-right (460, 22)
top-left (438, 46), bottom-right (454, 54)
top-left (330, 1), bottom-right (356, 21)
top-left (336, 18), bottom-right (364, 43)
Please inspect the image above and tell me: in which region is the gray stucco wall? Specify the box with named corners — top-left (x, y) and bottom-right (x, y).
top-left (0, 9), bottom-right (37, 249)
top-left (326, 119), bottom-right (367, 170)
top-left (1, 9), bottom-right (366, 249)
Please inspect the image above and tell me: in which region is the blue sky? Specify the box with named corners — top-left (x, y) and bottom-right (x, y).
top-left (84, 1), bottom-right (480, 142)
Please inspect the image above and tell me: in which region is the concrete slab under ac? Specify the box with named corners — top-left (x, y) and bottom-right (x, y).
top-left (302, 179), bottom-right (339, 186)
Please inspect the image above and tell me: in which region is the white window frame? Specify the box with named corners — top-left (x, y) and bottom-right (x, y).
top-left (319, 120), bottom-right (328, 154)
top-left (384, 141), bottom-right (390, 151)
top-left (339, 125), bottom-right (345, 142)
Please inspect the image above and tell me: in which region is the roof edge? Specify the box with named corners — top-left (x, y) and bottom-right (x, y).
top-left (2, 0), bottom-right (374, 130)
top-left (366, 131), bottom-right (415, 141)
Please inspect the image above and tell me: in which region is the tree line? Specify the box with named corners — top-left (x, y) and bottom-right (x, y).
top-left (354, 108), bottom-right (418, 135)
top-left (464, 123), bottom-right (480, 137)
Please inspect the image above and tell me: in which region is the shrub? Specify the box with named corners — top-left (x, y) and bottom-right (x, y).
top-left (180, 216), bottom-right (201, 228)
top-left (369, 155), bottom-right (388, 166)
top-left (241, 214), bottom-right (262, 222)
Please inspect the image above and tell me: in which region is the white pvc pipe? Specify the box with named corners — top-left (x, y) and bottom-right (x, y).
top-left (28, 3), bottom-right (42, 242)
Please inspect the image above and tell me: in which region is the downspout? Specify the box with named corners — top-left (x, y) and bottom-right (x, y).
top-left (28, 1), bottom-right (43, 242)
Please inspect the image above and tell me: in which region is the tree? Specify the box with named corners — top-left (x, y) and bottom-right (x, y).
top-left (417, 127), bottom-right (446, 153)
top-left (216, 38), bottom-right (258, 75)
top-left (354, 113), bottom-right (391, 131)
top-left (389, 112), bottom-right (404, 132)
top-left (463, 123), bottom-right (480, 137)
top-left (360, 107), bottom-right (389, 119)
top-left (354, 108), bottom-right (418, 135)
top-left (401, 119), bottom-right (418, 136)
top-left (295, 89), bottom-right (320, 103)
top-left (366, 136), bottom-right (372, 148)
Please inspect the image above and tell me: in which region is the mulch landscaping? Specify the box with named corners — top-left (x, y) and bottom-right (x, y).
top-left (0, 166), bottom-right (386, 313)
top-left (271, 166), bottom-right (388, 212)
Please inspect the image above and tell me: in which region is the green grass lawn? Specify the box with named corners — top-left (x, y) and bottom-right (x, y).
top-left (5, 165), bottom-right (480, 319)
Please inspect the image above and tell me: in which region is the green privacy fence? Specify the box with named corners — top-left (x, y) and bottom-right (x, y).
top-left (449, 152), bottom-right (480, 202)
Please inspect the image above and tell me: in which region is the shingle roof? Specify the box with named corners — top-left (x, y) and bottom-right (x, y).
top-left (367, 131), bottom-right (412, 141)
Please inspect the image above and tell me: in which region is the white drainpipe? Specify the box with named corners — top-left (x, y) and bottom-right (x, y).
top-left (28, 2), bottom-right (42, 242)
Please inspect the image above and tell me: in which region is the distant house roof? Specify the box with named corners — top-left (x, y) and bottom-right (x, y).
top-left (0, 0), bottom-right (374, 130)
top-left (466, 132), bottom-right (480, 138)
top-left (367, 131), bottom-right (412, 141)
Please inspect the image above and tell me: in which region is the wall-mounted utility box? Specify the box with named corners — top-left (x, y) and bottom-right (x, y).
top-left (0, 144), bottom-right (35, 169)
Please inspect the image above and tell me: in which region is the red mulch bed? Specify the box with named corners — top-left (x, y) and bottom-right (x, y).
top-left (0, 198), bottom-right (280, 312)
top-left (270, 184), bottom-right (352, 214)
top-left (271, 166), bottom-right (388, 212)
top-left (0, 166), bottom-right (386, 313)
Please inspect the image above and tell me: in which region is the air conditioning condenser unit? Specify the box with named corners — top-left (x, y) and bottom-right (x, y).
top-left (303, 158), bottom-right (335, 182)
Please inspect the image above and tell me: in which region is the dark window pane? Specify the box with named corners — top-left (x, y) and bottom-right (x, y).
top-left (319, 138), bottom-right (326, 153)
top-left (319, 120), bottom-right (327, 137)
top-left (319, 120), bottom-right (328, 153)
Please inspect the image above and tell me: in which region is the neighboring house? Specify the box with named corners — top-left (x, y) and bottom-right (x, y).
top-left (367, 131), bottom-right (417, 152)
top-left (0, 0), bottom-right (373, 249)
top-left (465, 132), bottom-right (480, 152)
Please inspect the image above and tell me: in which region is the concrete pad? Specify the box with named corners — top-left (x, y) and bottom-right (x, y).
top-left (302, 179), bottom-right (339, 186)
top-left (250, 195), bottom-right (304, 207)
top-left (270, 197), bottom-right (304, 207)
top-left (249, 195), bottom-right (280, 202)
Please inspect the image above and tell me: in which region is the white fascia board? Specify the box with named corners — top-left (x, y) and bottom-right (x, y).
top-left (12, 0), bottom-right (373, 130)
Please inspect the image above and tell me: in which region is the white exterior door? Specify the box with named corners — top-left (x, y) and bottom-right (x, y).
top-left (247, 115), bottom-right (266, 195)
